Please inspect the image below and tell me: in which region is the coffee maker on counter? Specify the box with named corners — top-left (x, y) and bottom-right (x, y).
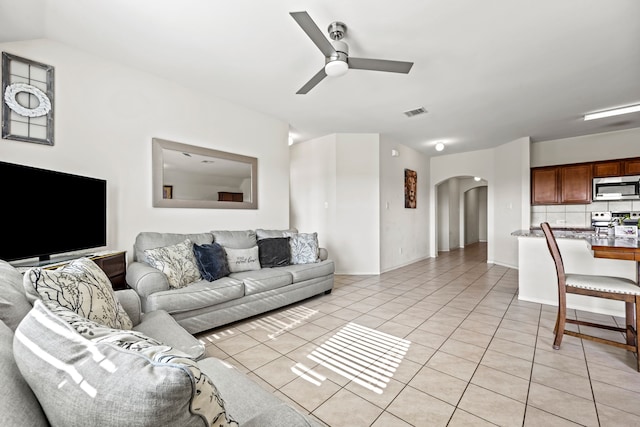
top-left (591, 211), bottom-right (640, 235)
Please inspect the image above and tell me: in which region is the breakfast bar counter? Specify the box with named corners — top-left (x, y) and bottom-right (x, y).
top-left (513, 229), bottom-right (637, 317)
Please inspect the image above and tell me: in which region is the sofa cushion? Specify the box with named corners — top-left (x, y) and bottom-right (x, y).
top-left (281, 260), bottom-right (335, 283)
top-left (285, 232), bottom-right (320, 264)
top-left (0, 321), bottom-right (49, 427)
top-left (211, 230), bottom-right (257, 249)
top-left (144, 239), bottom-right (202, 289)
top-left (14, 301), bottom-right (238, 427)
top-left (255, 228), bottom-right (298, 240)
top-left (230, 269), bottom-right (293, 296)
top-left (134, 310), bottom-right (205, 360)
top-left (225, 246), bottom-right (261, 273)
top-left (23, 257), bottom-right (133, 330)
top-left (144, 277), bottom-right (245, 313)
top-left (193, 242), bottom-right (230, 281)
top-left (133, 232), bottom-right (213, 263)
top-left (0, 260), bottom-right (32, 331)
top-left (257, 237), bottom-right (291, 268)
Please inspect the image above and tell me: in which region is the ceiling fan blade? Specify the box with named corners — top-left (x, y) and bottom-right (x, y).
top-left (348, 57), bottom-right (414, 74)
top-left (296, 68), bottom-right (327, 94)
top-left (290, 11), bottom-right (336, 58)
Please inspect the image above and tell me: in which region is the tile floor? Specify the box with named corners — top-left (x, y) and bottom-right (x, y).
top-left (195, 243), bottom-right (640, 426)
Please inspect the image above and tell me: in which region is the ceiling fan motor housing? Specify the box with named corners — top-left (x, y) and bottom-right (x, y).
top-left (328, 21), bottom-right (347, 40)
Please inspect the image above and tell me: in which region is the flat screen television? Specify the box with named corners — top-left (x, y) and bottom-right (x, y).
top-left (0, 161), bottom-right (107, 264)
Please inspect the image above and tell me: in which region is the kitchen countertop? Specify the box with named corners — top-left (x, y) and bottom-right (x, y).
top-left (512, 228), bottom-right (640, 248)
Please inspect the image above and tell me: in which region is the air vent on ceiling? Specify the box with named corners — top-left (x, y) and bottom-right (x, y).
top-left (403, 107), bottom-right (427, 118)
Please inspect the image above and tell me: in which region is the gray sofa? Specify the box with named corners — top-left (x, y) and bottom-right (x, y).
top-left (126, 229), bottom-right (335, 334)
top-left (0, 259), bottom-right (319, 427)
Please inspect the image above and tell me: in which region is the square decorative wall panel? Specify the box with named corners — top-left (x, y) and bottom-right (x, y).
top-left (2, 52), bottom-right (55, 145)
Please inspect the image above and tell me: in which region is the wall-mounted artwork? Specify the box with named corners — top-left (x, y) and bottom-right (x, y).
top-left (404, 168), bottom-right (417, 208)
top-left (1, 52), bottom-right (55, 145)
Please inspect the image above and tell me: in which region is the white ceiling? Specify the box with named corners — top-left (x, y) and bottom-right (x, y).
top-left (2, 0), bottom-right (639, 156)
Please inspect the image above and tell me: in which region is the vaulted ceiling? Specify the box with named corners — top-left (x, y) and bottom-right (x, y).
top-left (2, 0), bottom-right (639, 156)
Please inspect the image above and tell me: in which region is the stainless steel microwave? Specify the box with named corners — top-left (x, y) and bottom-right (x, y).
top-left (593, 175), bottom-right (640, 201)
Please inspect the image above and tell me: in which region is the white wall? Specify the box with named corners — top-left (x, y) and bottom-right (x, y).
top-left (0, 39), bottom-right (290, 262)
top-left (290, 133), bottom-right (380, 274)
top-left (430, 137), bottom-right (530, 268)
top-left (531, 127), bottom-right (640, 167)
top-left (437, 180), bottom-right (450, 252)
top-left (379, 138), bottom-right (430, 272)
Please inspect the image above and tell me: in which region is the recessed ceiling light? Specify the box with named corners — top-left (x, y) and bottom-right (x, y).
top-left (435, 142), bottom-right (445, 152)
top-left (584, 104), bottom-right (640, 121)
top-left (474, 176), bottom-right (481, 181)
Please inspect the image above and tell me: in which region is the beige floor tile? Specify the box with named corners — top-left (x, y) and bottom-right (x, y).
top-left (405, 328), bottom-right (449, 349)
top-left (215, 333), bottom-right (260, 356)
top-left (523, 406), bottom-right (582, 426)
top-left (591, 380), bottom-right (640, 417)
top-left (440, 338), bottom-right (487, 363)
top-left (389, 356), bottom-right (423, 384)
top-left (448, 409), bottom-right (499, 426)
top-left (386, 386), bottom-right (455, 427)
top-left (330, 307), bottom-right (363, 321)
top-left (527, 383), bottom-right (598, 426)
top-left (345, 376), bottom-right (405, 409)
top-left (313, 388), bottom-right (383, 427)
top-left (488, 337), bottom-right (535, 361)
top-left (232, 343), bottom-right (282, 370)
top-left (370, 411), bottom-right (413, 427)
top-left (471, 364), bottom-right (530, 403)
top-left (202, 344), bottom-right (229, 360)
top-left (587, 361), bottom-right (640, 393)
top-left (426, 351), bottom-right (479, 382)
top-left (531, 363), bottom-right (593, 400)
top-left (459, 318), bottom-right (499, 336)
top-left (408, 366), bottom-right (467, 405)
top-left (493, 327), bottom-right (537, 347)
top-left (458, 383), bottom-right (525, 427)
top-left (280, 375), bottom-right (341, 412)
top-left (597, 402), bottom-right (640, 427)
top-left (311, 313), bottom-right (350, 331)
top-left (375, 320), bottom-right (415, 338)
top-left (262, 330), bottom-right (309, 354)
top-left (449, 327), bottom-right (493, 348)
top-left (533, 347), bottom-right (589, 377)
top-left (480, 349), bottom-right (532, 380)
top-left (252, 355), bottom-right (299, 389)
top-left (289, 323), bottom-right (329, 341)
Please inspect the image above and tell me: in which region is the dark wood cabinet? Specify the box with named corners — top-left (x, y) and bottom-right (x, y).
top-left (560, 164), bottom-right (591, 204)
top-left (593, 160), bottom-right (622, 177)
top-left (91, 251), bottom-right (127, 290)
top-left (531, 167), bottom-right (559, 205)
top-left (217, 192), bottom-right (243, 202)
top-left (624, 159), bottom-right (640, 175)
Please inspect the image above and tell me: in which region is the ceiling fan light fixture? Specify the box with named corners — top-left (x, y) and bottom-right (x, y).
top-left (584, 104), bottom-right (640, 121)
top-left (325, 60), bottom-right (348, 77)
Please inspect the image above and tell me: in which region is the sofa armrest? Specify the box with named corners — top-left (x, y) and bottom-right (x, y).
top-left (114, 289), bottom-right (142, 326)
top-left (125, 261), bottom-right (170, 298)
top-left (319, 247), bottom-right (328, 261)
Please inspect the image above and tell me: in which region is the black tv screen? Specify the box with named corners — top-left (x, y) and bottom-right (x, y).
top-left (0, 161), bottom-right (107, 263)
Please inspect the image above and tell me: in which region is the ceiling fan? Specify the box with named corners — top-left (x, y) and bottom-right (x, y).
top-left (290, 11), bottom-right (414, 94)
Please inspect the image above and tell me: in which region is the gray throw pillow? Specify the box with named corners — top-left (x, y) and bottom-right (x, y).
top-left (257, 238), bottom-right (291, 268)
top-left (23, 257), bottom-right (132, 330)
top-left (14, 301), bottom-right (238, 427)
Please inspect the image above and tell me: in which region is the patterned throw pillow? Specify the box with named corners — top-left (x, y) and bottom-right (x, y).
top-left (14, 301), bottom-right (238, 427)
top-left (23, 257), bottom-right (132, 330)
top-left (285, 232), bottom-right (319, 264)
top-left (144, 239), bottom-right (202, 288)
top-left (192, 242), bottom-right (231, 281)
top-left (224, 246), bottom-right (261, 273)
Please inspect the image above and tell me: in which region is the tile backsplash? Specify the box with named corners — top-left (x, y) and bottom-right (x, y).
top-left (531, 201), bottom-right (640, 228)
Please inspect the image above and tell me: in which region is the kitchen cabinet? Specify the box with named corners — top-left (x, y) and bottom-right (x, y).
top-left (560, 164), bottom-right (591, 204)
top-left (593, 160), bottom-right (622, 178)
top-left (624, 159), bottom-right (640, 175)
top-left (531, 167), bottom-right (559, 205)
top-left (531, 164), bottom-right (591, 205)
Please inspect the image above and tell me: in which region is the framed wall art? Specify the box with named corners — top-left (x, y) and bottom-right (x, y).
top-left (2, 52), bottom-right (55, 145)
top-left (404, 168), bottom-right (417, 209)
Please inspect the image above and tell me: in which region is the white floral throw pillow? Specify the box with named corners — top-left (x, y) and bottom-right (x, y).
top-left (285, 232), bottom-right (319, 264)
top-left (144, 238), bottom-right (202, 288)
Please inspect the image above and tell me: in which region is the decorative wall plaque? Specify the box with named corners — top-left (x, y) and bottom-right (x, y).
top-left (1, 52), bottom-right (55, 145)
